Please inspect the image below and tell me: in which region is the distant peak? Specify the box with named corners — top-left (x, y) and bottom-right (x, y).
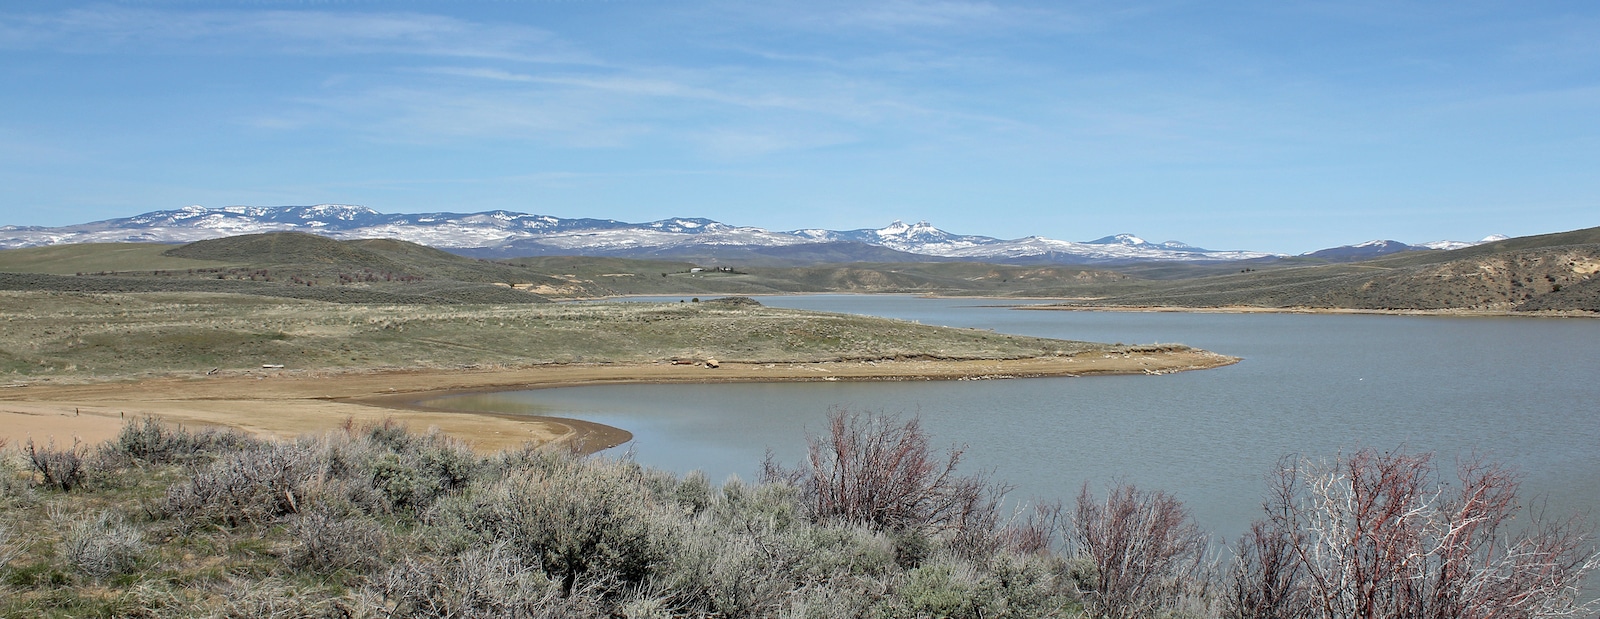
top-left (298, 204), bottom-right (379, 219)
top-left (1086, 233), bottom-right (1149, 246)
top-left (1480, 234), bottom-right (1509, 242)
top-left (875, 220), bottom-right (944, 237)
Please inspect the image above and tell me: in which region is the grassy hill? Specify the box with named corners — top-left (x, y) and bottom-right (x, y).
top-left (507, 256), bottom-right (1131, 297)
top-left (0, 233), bottom-right (586, 304)
top-left (0, 291), bottom-right (1111, 379)
top-left (2, 226), bottom-right (1596, 312)
top-left (0, 243), bottom-right (230, 275)
top-left (1046, 227), bottom-right (1600, 312)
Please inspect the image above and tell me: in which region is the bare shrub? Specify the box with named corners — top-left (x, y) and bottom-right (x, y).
top-left (164, 440), bottom-right (324, 527)
top-left (1071, 482), bottom-right (1214, 619)
top-left (284, 505), bottom-right (389, 575)
top-left (26, 437), bottom-right (88, 491)
top-left (1000, 501), bottom-right (1066, 556)
top-left (762, 409), bottom-right (1001, 541)
top-left (1235, 449), bottom-right (1600, 619)
top-left (56, 509), bottom-right (146, 579)
top-left (1223, 519), bottom-right (1310, 619)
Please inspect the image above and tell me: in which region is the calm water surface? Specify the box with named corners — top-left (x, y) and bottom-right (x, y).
top-left (432, 295), bottom-right (1600, 539)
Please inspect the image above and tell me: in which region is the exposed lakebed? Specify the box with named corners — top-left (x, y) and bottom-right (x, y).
top-left (428, 295), bottom-right (1600, 539)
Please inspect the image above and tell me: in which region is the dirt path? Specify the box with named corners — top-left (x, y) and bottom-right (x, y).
top-left (0, 350), bottom-right (1237, 453)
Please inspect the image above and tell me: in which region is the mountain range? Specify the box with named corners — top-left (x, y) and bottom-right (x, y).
top-left (0, 205), bottom-right (1498, 265)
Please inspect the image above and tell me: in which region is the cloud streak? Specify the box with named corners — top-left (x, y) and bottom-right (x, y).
top-left (0, 6), bottom-right (589, 63)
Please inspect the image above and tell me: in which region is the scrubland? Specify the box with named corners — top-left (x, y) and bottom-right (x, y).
top-left (1, 415), bottom-right (1594, 619)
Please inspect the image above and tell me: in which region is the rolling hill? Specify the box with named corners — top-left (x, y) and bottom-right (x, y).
top-left (1043, 226), bottom-right (1600, 312)
top-left (1, 226), bottom-right (1595, 313)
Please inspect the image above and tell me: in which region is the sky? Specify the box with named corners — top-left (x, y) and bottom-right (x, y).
top-left (1, 1), bottom-right (1597, 254)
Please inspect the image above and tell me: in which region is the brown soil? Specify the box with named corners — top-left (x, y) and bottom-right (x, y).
top-left (0, 350), bottom-right (1237, 454)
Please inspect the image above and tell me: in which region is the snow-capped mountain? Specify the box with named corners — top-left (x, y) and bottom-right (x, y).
top-left (1301, 235), bottom-right (1507, 262)
top-left (1417, 234), bottom-right (1510, 251)
top-left (2, 204), bottom-right (1486, 265)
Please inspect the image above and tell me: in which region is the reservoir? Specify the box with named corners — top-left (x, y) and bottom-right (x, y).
top-left (430, 295), bottom-right (1600, 540)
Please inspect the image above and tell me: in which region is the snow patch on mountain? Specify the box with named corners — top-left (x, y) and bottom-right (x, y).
top-left (1, 205), bottom-right (1286, 263)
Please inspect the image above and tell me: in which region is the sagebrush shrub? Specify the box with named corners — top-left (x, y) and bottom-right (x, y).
top-left (284, 505), bottom-right (389, 575)
top-left (211, 577), bottom-right (351, 619)
top-left (0, 522), bottom-right (21, 569)
top-left (427, 456), bottom-right (672, 596)
top-left (111, 416), bottom-right (193, 464)
top-left (57, 509), bottom-right (146, 579)
top-left (163, 440), bottom-right (325, 527)
top-left (363, 544), bottom-right (593, 619)
top-left (0, 446), bottom-right (33, 506)
top-left (102, 417), bottom-right (263, 469)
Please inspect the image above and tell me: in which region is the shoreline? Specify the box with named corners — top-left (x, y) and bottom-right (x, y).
top-left (555, 293), bottom-right (1596, 318)
top-left (1014, 304), bottom-right (1599, 318)
top-left (0, 350), bottom-right (1238, 454)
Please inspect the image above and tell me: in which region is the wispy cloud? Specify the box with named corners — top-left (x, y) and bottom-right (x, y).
top-left (839, 0), bottom-right (1006, 29)
top-left (286, 86), bottom-right (650, 148)
top-left (692, 127), bottom-right (859, 158)
top-left (0, 6), bottom-right (589, 63)
top-left (418, 66), bottom-right (877, 117)
top-left (715, 0), bottom-right (1088, 35)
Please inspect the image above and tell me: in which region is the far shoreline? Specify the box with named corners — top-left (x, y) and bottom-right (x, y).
top-left (0, 349), bottom-right (1239, 455)
top-left (553, 292), bottom-right (1597, 318)
top-left (1011, 303), bottom-right (1599, 318)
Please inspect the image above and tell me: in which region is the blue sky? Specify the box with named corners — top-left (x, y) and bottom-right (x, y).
top-left (1, 1), bottom-right (1596, 254)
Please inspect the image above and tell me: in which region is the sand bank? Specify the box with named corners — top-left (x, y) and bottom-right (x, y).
top-left (0, 349), bottom-right (1237, 454)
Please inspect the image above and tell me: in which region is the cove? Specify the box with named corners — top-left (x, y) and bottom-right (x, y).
top-left (428, 295), bottom-right (1600, 539)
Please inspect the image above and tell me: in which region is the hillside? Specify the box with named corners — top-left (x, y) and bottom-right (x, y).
top-left (0, 232), bottom-right (581, 304)
top-left (1043, 227), bottom-right (1600, 313)
top-left (0, 290), bottom-right (1126, 380)
top-left (3, 226), bottom-right (1597, 312)
top-left (505, 256), bottom-right (1132, 297)
top-left (0, 242), bottom-right (232, 275)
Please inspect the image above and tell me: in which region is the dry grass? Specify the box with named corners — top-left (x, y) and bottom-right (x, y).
top-left (0, 291), bottom-right (1107, 380)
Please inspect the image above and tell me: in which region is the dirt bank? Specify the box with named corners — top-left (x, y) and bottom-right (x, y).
top-left (0, 349), bottom-right (1237, 454)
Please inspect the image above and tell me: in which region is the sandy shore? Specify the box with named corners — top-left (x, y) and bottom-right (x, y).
top-left (0, 349), bottom-right (1237, 454)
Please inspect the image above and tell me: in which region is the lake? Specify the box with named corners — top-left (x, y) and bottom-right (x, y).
top-left (427, 295), bottom-right (1600, 540)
